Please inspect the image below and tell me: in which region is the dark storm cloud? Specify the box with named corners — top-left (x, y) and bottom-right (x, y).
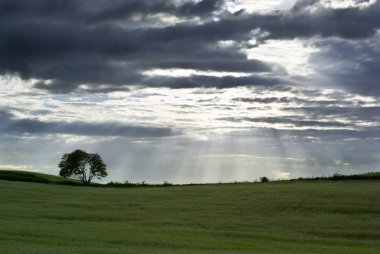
top-left (85, 0), bottom-right (224, 23)
top-left (144, 74), bottom-right (283, 88)
top-left (0, 0), bottom-right (223, 23)
top-left (0, 110), bottom-right (176, 137)
top-left (268, 0), bottom-right (380, 40)
top-left (147, 58), bottom-right (271, 73)
top-left (310, 35), bottom-right (380, 95)
top-left (0, 0), bottom-right (380, 92)
top-left (0, 14), bottom-right (276, 91)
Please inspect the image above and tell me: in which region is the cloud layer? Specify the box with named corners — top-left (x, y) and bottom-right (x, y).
top-left (0, 109), bottom-right (175, 138)
top-left (0, 0), bottom-right (379, 94)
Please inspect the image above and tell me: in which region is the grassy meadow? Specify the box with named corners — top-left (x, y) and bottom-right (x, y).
top-left (0, 176), bottom-right (379, 253)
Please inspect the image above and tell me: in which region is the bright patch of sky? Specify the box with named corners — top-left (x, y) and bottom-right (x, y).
top-left (0, 164), bottom-right (33, 170)
top-left (143, 69), bottom-right (252, 78)
top-left (320, 0), bottom-right (377, 8)
top-left (274, 170), bottom-right (291, 179)
top-left (226, 0), bottom-right (377, 14)
top-left (226, 0), bottom-right (298, 14)
top-left (247, 39), bottom-right (320, 76)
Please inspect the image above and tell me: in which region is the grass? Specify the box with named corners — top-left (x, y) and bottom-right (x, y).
top-left (0, 173), bottom-right (380, 253)
top-left (0, 170), bottom-right (81, 185)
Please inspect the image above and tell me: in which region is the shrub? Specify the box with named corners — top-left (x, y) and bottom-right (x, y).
top-left (331, 172), bottom-right (344, 181)
top-left (163, 181), bottom-right (172, 187)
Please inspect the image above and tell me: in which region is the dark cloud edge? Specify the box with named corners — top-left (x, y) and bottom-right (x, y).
top-left (0, 110), bottom-right (178, 138)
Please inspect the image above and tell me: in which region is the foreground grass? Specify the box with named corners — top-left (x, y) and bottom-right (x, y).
top-left (0, 180), bottom-right (379, 253)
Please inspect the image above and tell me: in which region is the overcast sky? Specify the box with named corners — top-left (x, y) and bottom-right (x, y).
top-left (1, 0), bottom-right (379, 183)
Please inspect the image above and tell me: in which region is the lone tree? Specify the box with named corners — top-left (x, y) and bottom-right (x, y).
top-left (58, 149), bottom-right (107, 184)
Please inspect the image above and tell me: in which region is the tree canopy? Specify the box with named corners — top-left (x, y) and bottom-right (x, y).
top-left (58, 149), bottom-right (107, 184)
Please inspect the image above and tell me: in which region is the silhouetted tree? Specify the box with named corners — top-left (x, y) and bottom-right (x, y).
top-left (260, 176), bottom-right (269, 182)
top-left (58, 149), bottom-right (107, 184)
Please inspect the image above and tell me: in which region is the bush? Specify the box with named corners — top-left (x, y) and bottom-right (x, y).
top-left (260, 176), bottom-right (269, 183)
top-left (331, 172), bottom-right (344, 181)
top-left (163, 181), bottom-right (172, 187)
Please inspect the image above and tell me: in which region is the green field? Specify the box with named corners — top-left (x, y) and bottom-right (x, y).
top-left (0, 177), bottom-right (379, 253)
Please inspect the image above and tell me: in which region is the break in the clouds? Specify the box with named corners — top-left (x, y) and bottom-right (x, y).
top-left (0, 0), bottom-right (380, 183)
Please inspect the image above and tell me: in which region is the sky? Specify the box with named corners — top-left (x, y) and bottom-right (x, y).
top-left (0, 0), bottom-right (380, 183)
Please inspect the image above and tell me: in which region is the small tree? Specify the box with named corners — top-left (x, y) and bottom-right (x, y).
top-left (58, 149), bottom-right (107, 184)
top-left (260, 176), bottom-right (269, 183)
